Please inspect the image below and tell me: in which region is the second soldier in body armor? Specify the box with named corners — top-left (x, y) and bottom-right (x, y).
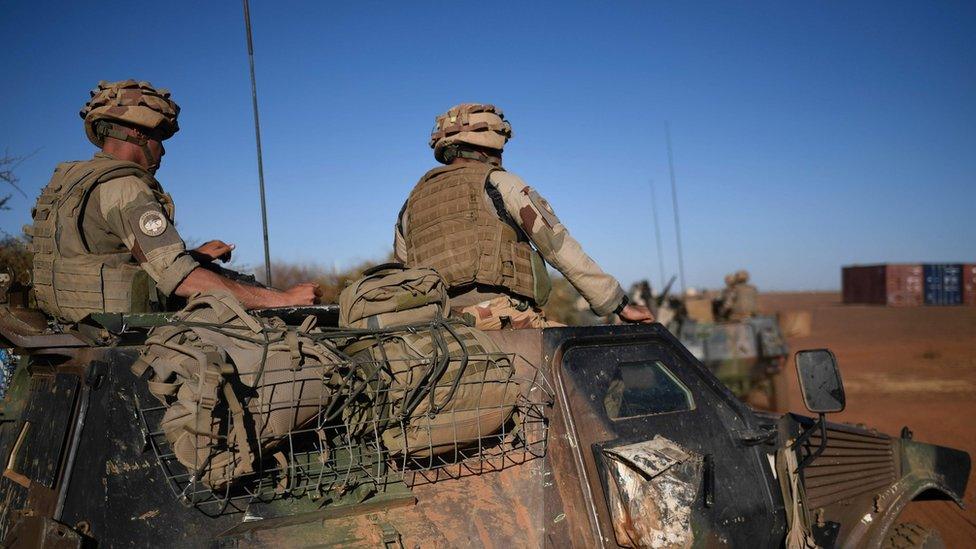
top-left (394, 103), bottom-right (653, 329)
top-left (716, 270), bottom-right (758, 321)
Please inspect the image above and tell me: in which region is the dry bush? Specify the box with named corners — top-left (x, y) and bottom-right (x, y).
top-left (1, 152), bottom-right (28, 212)
top-left (0, 236), bottom-right (31, 284)
top-left (258, 256), bottom-right (392, 304)
top-left (543, 276), bottom-right (604, 326)
top-left (259, 259), bottom-right (604, 327)
top-left (1, 153), bottom-right (32, 283)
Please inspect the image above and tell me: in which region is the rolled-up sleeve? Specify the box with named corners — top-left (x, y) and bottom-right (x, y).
top-left (96, 176), bottom-right (199, 296)
top-left (488, 171), bottom-right (625, 315)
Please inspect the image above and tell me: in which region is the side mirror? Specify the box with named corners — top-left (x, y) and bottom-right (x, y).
top-left (795, 349), bottom-right (845, 414)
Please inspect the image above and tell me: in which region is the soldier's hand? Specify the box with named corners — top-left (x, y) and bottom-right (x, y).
top-left (193, 240), bottom-right (235, 262)
top-left (281, 283), bottom-right (321, 306)
top-left (619, 304), bottom-right (655, 324)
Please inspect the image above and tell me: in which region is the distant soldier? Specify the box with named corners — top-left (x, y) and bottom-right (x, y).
top-left (716, 273), bottom-right (736, 318)
top-left (716, 270), bottom-right (758, 321)
top-left (628, 280), bottom-right (656, 318)
top-left (394, 103), bottom-right (653, 329)
top-left (26, 80), bottom-right (319, 323)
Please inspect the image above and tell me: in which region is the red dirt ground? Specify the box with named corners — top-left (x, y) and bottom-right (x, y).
top-left (759, 292), bottom-right (976, 547)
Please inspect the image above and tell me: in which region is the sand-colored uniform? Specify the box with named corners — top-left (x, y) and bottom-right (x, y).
top-left (27, 153), bottom-right (198, 322)
top-left (718, 283), bottom-right (758, 321)
top-left (396, 164), bottom-right (624, 329)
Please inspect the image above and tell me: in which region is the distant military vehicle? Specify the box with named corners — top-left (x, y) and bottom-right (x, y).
top-left (637, 278), bottom-right (791, 411)
top-left (0, 295), bottom-right (968, 548)
top-left (674, 315), bottom-right (790, 410)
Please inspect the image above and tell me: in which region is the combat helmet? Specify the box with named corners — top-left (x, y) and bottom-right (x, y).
top-left (735, 270), bottom-right (750, 283)
top-left (80, 80), bottom-right (180, 171)
top-left (429, 103), bottom-right (512, 164)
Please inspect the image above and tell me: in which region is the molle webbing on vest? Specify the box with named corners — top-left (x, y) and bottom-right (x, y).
top-left (403, 163), bottom-right (539, 302)
top-left (26, 157), bottom-right (163, 322)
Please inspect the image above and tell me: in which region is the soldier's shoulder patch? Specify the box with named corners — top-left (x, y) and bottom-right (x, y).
top-left (524, 187), bottom-right (560, 229)
top-left (138, 210), bottom-right (167, 237)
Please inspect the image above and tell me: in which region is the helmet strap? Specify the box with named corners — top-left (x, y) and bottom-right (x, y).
top-left (97, 122), bottom-right (160, 173)
top-left (443, 145), bottom-right (502, 166)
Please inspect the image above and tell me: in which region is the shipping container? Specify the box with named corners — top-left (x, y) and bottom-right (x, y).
top-left (963, 264), bottom-right (976, 306)
top-left (923, 264), bottom-right (963, 305)
top-left (842, 265), bottom-right (886, 304)
top-left (842, 264), bottom-right (924, 306)
top-left (885, 264), bottom-right (924, 307)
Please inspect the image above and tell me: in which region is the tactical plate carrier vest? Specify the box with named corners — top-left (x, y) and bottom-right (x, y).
top-left (26, 157), bottom-right (172, 323)
top-left (729, 284), bottom-right (758, 321)
top-left (403, 163), bottom-right (549, 304)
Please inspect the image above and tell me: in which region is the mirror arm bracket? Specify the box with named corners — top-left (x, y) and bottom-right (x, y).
top-left (792, 412), bottom-right (828, 475)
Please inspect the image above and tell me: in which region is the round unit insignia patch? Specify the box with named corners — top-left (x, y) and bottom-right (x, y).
top-left (138, 211), bottom-right (167, 237)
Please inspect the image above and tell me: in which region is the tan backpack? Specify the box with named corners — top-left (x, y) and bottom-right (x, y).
top-left (342, 321), bottom-right (519, 458)
top-left (338, 263), bottom-right (448, 329)
top-left (134, 291), bottom-right (342, 490)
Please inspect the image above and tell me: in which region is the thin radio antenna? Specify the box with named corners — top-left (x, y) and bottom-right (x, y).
top-left (243, 0), bottom-right (273, 286)
top-left (665, 121), bottom-right (686, 294)
top-left (649, 178), bottom-right (667, 290)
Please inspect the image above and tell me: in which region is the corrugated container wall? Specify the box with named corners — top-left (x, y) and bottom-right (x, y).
top-left (842, 266), bottom-right (886, 304)
top-left (842, 264), bottom-right (923, 306)
top-left (923, 264), bottom-right (963, 305)
top-left (885, 264), bottom-right (924, 306)
top-left (963, 265), bottom-right (976, 306)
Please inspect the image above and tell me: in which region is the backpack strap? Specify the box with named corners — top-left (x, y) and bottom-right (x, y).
top-left (283, 329), bottom-right (303, 371)
top-left (222, 382), bottom-right (254, 477)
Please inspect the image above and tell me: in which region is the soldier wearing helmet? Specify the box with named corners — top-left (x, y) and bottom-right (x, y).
top-left (25, 80), bottom-right (319, 323)
top-left (394, 103), bottom-right (653, 329)
top-left (716, 269), bottom-right (758, 321)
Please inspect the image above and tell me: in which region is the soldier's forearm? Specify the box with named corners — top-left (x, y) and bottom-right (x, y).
top-left (174, 267), bottom-right (287, 309)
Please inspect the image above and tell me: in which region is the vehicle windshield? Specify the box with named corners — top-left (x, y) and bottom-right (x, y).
top-left (603, 359), bottom-right (695, 419)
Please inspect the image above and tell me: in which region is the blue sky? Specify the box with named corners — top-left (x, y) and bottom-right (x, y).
top-left (1, 1), bottom-right (973, 291)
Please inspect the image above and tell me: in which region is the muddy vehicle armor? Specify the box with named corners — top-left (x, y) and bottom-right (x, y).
top-left (0, 303), bottom-right (969, 548)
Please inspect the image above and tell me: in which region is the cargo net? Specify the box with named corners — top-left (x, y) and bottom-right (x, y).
top-left (136, 319), bottom-right (552, 516)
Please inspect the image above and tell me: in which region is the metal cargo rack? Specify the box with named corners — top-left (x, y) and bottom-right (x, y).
top-left (135, 319), bottom-right (553, 518)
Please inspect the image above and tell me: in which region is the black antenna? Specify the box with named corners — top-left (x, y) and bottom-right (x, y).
top-left (665, 121), bottom-right (686, 294)
top-left (649, 178), bottom-right (667, 290)
top-left (242, 0), bottom-right (272, 286)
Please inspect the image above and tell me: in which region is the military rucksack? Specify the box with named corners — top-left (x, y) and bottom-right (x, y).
top-left (342, 321), bottom-right (519, 458)
top-left (134, 291), bottom-right (343, 490)
top-left (338, 263), bottom-right (448, 329)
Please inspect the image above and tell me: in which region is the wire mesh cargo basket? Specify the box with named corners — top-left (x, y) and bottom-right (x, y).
top-left (136, 319), bottom-right (552, 517)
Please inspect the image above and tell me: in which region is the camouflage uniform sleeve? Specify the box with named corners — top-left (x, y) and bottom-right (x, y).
top-left (95, 176), bottom-right (199, 296)
top-left (488, 171), bottom-right (625, 316)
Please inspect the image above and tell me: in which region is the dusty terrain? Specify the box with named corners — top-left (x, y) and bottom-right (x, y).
top-left (759, 292), bottom-right (976, 546)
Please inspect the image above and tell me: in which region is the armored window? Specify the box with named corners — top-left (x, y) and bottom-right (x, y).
top-left (603, 360), bottom-right (694, 419)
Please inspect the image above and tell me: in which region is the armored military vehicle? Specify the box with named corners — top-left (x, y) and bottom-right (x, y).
top-left (647, 280), bottom-right (790, 411)
top-left (672, 314), bottom-right (789, 410)
top-left (0, 300), bottom-right (969, 548)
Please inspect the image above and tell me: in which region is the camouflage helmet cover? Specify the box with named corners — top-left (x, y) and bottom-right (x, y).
top-left (724, 274), bottom-right (736, 286)
top-left (429, 103), bottom-right (512, 162)
top-left (735, 270), bottom-right (750, 283)
top-left (80, 80), bottom-right (180, 146)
